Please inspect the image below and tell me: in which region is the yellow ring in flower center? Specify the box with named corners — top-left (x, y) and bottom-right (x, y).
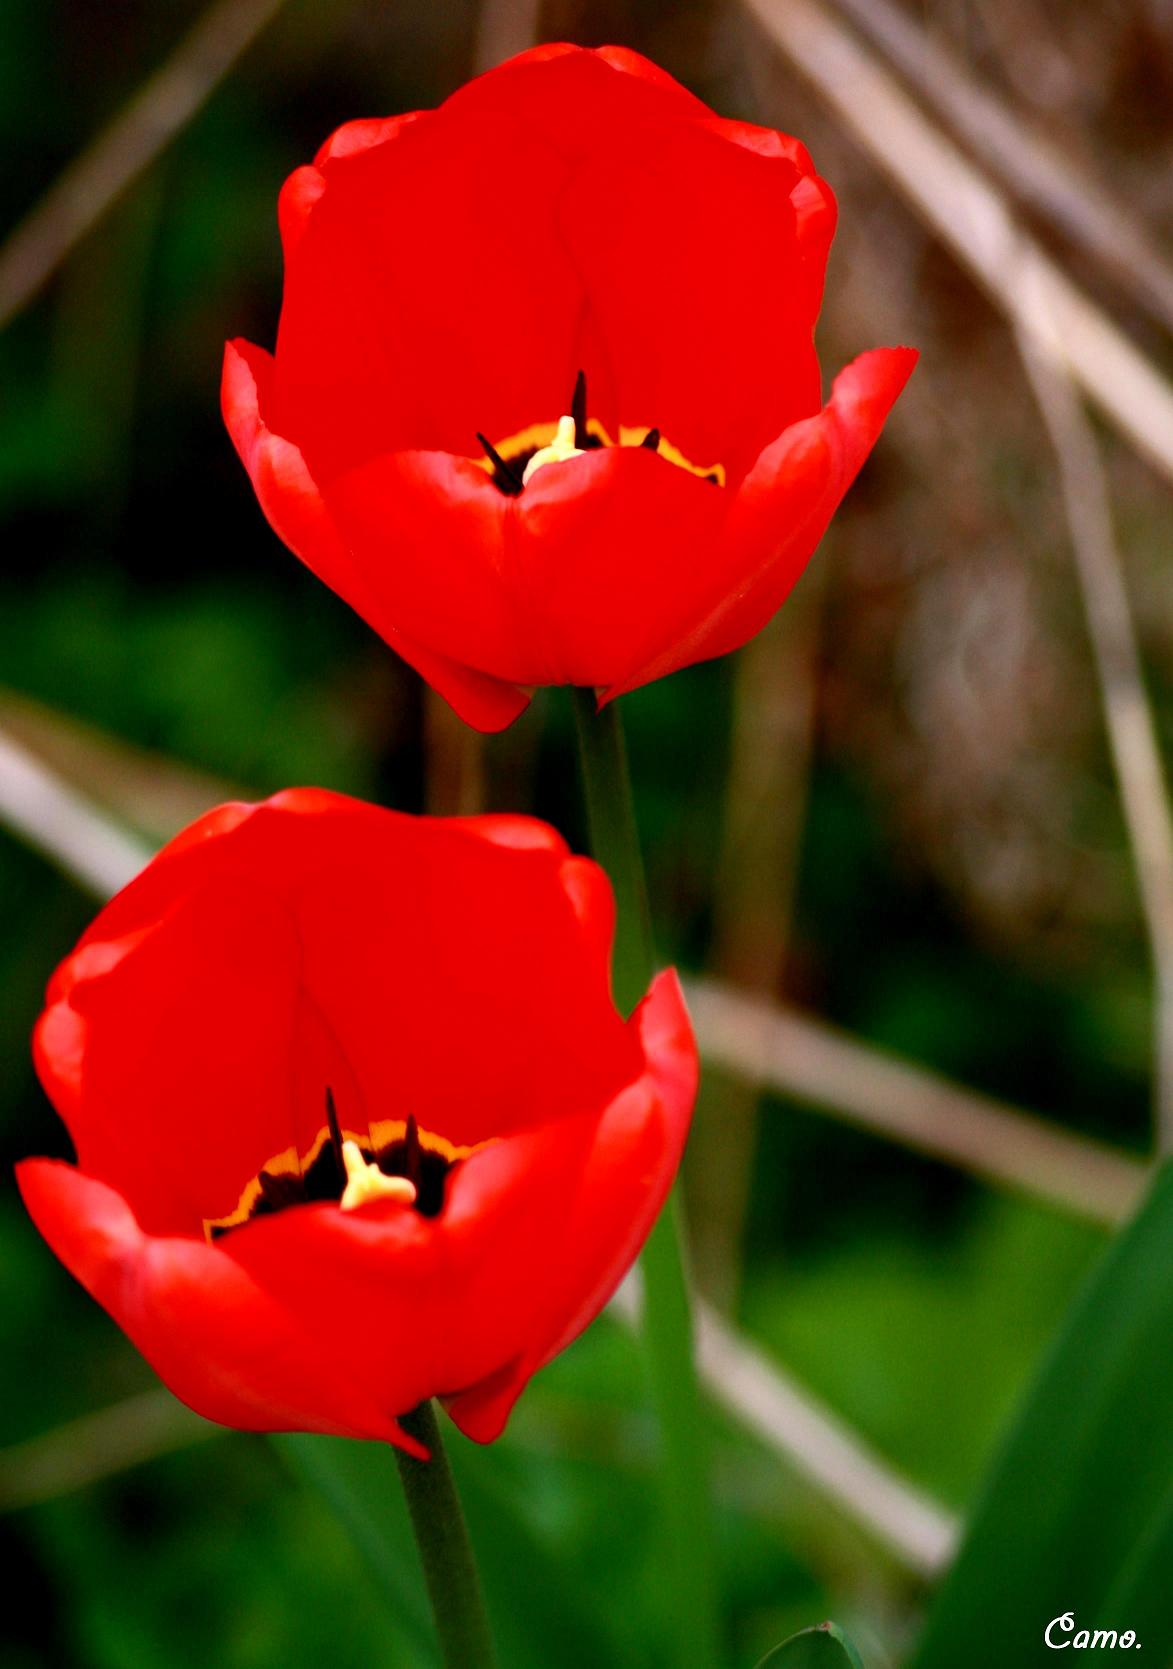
top-left (204, 1114), bottom-right (489, 1240)
top-left (473, 415), bottom-right (725, 489)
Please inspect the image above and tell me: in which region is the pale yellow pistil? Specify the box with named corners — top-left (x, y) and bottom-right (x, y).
top-left (339, 1140), bottom-right (417, 1211)
top-left (522, 413), bottom-right (583, 486)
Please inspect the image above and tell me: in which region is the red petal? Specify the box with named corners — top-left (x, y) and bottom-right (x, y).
top-left (228, 972), bottom-right (694, 1447)
top-left (556, 855), bottom-right (617, 1000)
top-left (320, 443), bottom-right (729, 689)
top-left (272, 113), bottom-right (583, 465)
top-left (602, 346), bottom-right (918, 699)
top-left (445, 969), bottom-right (697, 1440)
top-left (274, 47), bottom-right (821, 476)
top-left (17, 1161), bottom-right (423, 1452)
top-left (440, 43), bottom-right (708, 140)
top-left (277, 165), bottom-right (326, 262)
top-left (218, 1110), bottom-right (590, 1431)
top-left (458, 815), bottom-right (570, 857)
top-left (592, 45), bottom-right (710, 107)
top-left (277, 809), bottom-right (641, 1148)
top-left (693, 118), bottom-right (838, 311)
top-left (314, 112), bottom-right (424, 166)
top-left (558, 134), bottom-right (818, 471)
top-left (36, 882), bottom-right (307, 1233)
top-left (35, 793), bottom-right (640, 1219)
top-left (468, 43), bottom-right (707, 112)
top-left (222, 339), bottom-right (529, 732)
top-left (279, 117), bottom-right (425, 261)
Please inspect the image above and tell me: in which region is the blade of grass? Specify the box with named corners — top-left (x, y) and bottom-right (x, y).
top-left (756, 1621), bottom-right (866, 1668)
top-left (570, 688), bottom-right (722, 1669)
top-left (912, 1162), bottom-right (1173, 1667)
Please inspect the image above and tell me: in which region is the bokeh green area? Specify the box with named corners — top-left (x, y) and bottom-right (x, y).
top-left (1, 2), bottom-right (1167, 1666)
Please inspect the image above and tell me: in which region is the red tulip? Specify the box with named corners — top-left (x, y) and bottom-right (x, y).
top-left (17, 791), bottom-right (696, 1456)
top-left (223, 44), bottom-right (916, 732)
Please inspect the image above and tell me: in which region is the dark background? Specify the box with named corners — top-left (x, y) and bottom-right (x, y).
top-left (2, 1), bottom-right (1170, 1663)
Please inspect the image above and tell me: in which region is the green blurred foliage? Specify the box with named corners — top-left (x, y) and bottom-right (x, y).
top-left (2, 1), bottom-right (1170, 1665)
top-left (756, 1622), bottom-right (865, 1669)
top-left (913, 1164), bottom-right (1173, 1668)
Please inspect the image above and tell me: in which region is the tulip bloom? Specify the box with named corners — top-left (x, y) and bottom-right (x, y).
top-left (17, 791), bottom-right (696, 1455)
top-left (223, 44), bottom-right (915, 732)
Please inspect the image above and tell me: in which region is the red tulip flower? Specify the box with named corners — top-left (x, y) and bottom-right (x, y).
top-left (17, 791), bottom-right (696, 1456)
top-left (222, 44), bottom-right (915, 733)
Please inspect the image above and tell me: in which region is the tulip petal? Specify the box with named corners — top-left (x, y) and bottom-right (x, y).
top-left (221, 339), bottom-right (529, 732)
top-left (601, 345), bottom-right (918, 700)
top-left (221, 1110), bottom-right (600, 1427)
top-left (272, 111), bottom-right (584, 464)
top-left (593, 45), bottom-right (710, 108)
top-left (466, 43), bottom-right (708, 114)
top-left (279, 115), bottom-right (427, 260)
top-left (444, 969), bottom-right (697, 1440)
top-left (17, 1161), bottom-right (424, 1453)
top-left (537, 969), bottom-right (697, 1366)
top-left (694, 120), bottom-right (838, 309)
top-left (556, 855), bottom-right (618, 999)
top-left (43, 791), bottom-right (645, 1174)
top-left (554, 126), bottom-right (819, 473)
top-left (275, 45), bottom-right (825, 476)
top-left (314, 112), bottom-right (424, 166)
top-left (36, 882), bottom-right (313, 1234)
top-left (276, 165), bottom-right (326, 261)
top-left (321, 442), bottom-right (730, 690)
top-left (283, 810), bottom-right (641, 1147)
top-left (458, 815), bottom-right (570, 857)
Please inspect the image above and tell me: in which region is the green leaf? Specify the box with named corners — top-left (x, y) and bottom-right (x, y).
top-left (451, 1437), bottom-right (644, 1669)
top-left (276, 1428), bottom-right (641, 1669)
top-left (755, 1621), bottom-right (866, 1668)
top-left (913, 1161), bottom-right (1173, 1669)
top-left (274, 1434), bottom-right (437, 1664)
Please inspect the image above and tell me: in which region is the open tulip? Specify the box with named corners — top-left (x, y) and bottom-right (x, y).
top-left (17, 791), bottom-right (696, 1456)
top-left (223, 43), bottom-right (916, 732)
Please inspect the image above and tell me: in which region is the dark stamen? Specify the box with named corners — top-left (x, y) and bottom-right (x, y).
top-left (325, 1087), bottom-right (345, 1181)
top-left (404, 1114), bottom-right (422, 1189)
top-left (641, 427), bottom-right (661, 452)
top-left (476, 431), bottom-right (523, 493)
top-left (571, 369), bottom-right (588, 449)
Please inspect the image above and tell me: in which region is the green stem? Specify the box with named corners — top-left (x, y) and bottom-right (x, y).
top-left (570, 687), bottom-right (721, 1669)
top-left (394, 1401), bottom-right (498, 1669)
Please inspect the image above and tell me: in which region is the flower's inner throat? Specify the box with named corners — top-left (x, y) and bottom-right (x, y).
top-left (204, 1091), bottom-right (482, 1241)
top-left (475, 370), bottom-right (725, 496)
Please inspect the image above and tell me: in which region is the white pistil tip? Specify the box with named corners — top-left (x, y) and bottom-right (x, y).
top-left (522, 413), bottom-right (583, 486)
top-left (339, 1140), bottom-right (417, 1211)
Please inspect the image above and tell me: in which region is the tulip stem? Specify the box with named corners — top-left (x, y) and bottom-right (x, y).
top-left (570, 687), bottom-right (721, 1669)
top-left (394, 1401), bottom-right (498, 1669)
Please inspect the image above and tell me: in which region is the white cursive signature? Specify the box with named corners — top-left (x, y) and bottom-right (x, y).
top-left (1046, 1613), bottom-right (1141, 1649)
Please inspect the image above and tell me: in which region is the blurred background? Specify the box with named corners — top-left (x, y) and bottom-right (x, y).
top-left (2, 1), bottom-right (1171, 1664)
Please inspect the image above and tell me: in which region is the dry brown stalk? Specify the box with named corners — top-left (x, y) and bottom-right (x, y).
top-left (688, 978), bottom-right (1150, 1222)
top-left (691, 574), bottom-right (827, 1310)
top-left (610, 1276), bottom-right (959, 1576)
top-left (0, 0), bottom-right (291, 332)
top-left (0, 1391), bottom-right (214, 1514)
top-left (1016, 335), bottom-right (1173, 1154)
top-left (827, 0), bottom-right (1173, 338)
top-left (741, 0), bottom-right (1173, 488)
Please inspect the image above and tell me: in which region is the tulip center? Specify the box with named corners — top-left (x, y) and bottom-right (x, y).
top-left (474, 370), bottom-right (725, 495)
top-left (204, 1093), bottom-right (482, 1240)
